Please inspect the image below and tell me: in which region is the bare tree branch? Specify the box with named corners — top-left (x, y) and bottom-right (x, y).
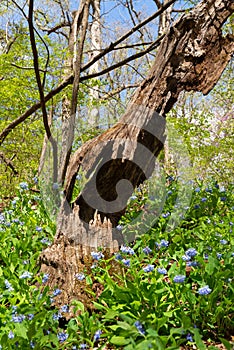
top-left (0, 152), bottom-right (18, 175)
top-left (28, 0), bottom-right (58, 182)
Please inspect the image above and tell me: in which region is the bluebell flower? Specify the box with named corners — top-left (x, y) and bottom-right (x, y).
top-left (76, 174), bottom-right (82, 180)
top-left (52, 183), bottom-right (59, 190)
top-left (60, 305), bottom-right (69, 313)
top-left (130, 195), bottom-right (137, 200)
top-left (52, 312), bottom-right (62, 320)
top-left (94, 329), bottom-right (102, 342)
top-left (201, 197), bottom-right (207, 202)
top-left (53, 288), bottom-right (61, 297)
top-left (27, 314), bottom-right (34, 320)
top-left (187, 261), bottom-right (199, 267)
top-left (204, 253), bottom-right (209, 260)
top-left (114, 253), bottom-right (123, 261)
top-left (229, 222), bottom-right (233, 226)
top-left (186, 333), bottom-right (193, 342)
top-left (57, 332), bottom-right (68, 343)
top-left (220, 239), bottom-right (228, 245)
top-left (143, 264), bottom-right (154, 273)
top-left (167, 190), bottom-right (172, 195)
top-left (40, 238), bottom-right (51, 245)
top-left (198, 285), bottom-right (212, 295)
top-left (8, 330), bottom-right (14, 339)
top-left (91, 251), bottom-right (104, 260)
top-left (30, 340), bottom-right (35, 348)
top-left (156, 239), bottom-right (169, 249)
top-left (42, 273), bottom-right (49, 283)
top-left (116, 224), bottom-right (122, 230)
top-left (157, 267), bottom-right (167, 275)
top-left (120, 246), bottom-right (135, 255)
top-left (79, 344), bottom-right (88, 349)
top-left (173, 275), bottom-right (186, 283)
top-left (19, 271), bottom-right (32, 279)
top-left (75, 273), bottom-right (85, 281)
top-left (162, 212), bottom-right (170, 218)
top-left (194, 204), bottom-right (200, 209)
top-left (185, 248), bottom-right (197, 257)
top-left (182, 255), bottom-right (191, 261)
top-left (5, 279), bottom-right (14, 292)
top-left (122, 259), bottom-right (130, 267)
top-left (220, 197), bottom-right (226, 202)
top-left (12, 314), bottom-right (25, 323)
top-left (195, 187), bottom-right (200, 192)
top-left (33, 176), bottom-right (38, 184)
top-left (142, 246), bottom-right (152, 255)
top-left (134, 320), bottom-right (145, 335)
top-left (35, 226), bottom-right (42, 232)
top-left (217, 253), bottom-right (222, 259)
top-left (207, 219), bottom-right (211, 224)
top-left (19, 182), bottom-right (29, 190)
top-left (205, 188), bottom-right (212, 193)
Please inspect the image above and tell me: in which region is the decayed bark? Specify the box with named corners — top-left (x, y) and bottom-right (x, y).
top-left (40, 0), bottom-right (234, 306)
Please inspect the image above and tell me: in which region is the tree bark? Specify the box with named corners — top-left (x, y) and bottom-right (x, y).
top-left (40, 0), bottom-right (234, 307)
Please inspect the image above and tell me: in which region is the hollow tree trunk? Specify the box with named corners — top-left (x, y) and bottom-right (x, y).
top-left (40, 0), bottom-right (234, 306)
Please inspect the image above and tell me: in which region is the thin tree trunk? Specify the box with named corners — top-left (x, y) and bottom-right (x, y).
top-left (88, 0), bottom-right (101, 128)
top-left (40, 0), bottom-right (234, 307)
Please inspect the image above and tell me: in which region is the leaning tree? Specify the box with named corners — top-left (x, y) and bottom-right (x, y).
top-left (0, 0), bottom-right (233, 306)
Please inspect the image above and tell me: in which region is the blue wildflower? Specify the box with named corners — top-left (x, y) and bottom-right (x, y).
top-left (52, 183), bottom-right (59, 190)
top-left (79, 345), bottom-right (88, 349)
top-left (157, 267), bottom-right (167, 275)
top-left (134, 321), bottom-right (145, 335)
top-left (194, 204), bottom-right (200, 209)
top-left (195, 187), bottom-right (200, 192)
top-left (5, 279), bottom-right (14, 292)
top-left (217, 253), bottom-right (222, 259)
top-left (42, 273), bottom-right (49, 283)
top-left (186, 333), bottom-right (193, 342)
top-left (116, 224), bottom-right (122, 230)
top-left (120, 246), bottom-right (135, 255)
top-left (94, 329), bottom-right (102, 342)
top-left (91, 251), bottom-right (104, 260)
top-left (27, 314), bottom-right (34, 320)
top-left (35, 226), bottom-right (42, 232)
top-left (185, 248), bottom-right (197, 257)
top-left (220, 197), bottom-right (226, 202)
top-left (76, 174), bottom-right (82, 180)
top-left (57, 332), bottom-right (68, 343)
top-left (75, 273), bottom-right (85, 281)
top-left (52, 312), bottom-right (62, 320)
top-left (142, 246), bottom-right (152, 255)
top-left (143, 264), bottom-right (154, 273)
top-left (8, 330), bottom-right (14, 339)
top-left (40, 238), bottom-right (51, 245)
top-left (198, 285), bottom-right (212, 295)
top-left (12, 314), bottom-right (25, 323)
top-left (173, 275), bottom-right (186, 283)
top-left (220, 239), bottom-right (228, 245)
top-left (19, 182), bottom-right (28, 190)
top-left (187, 261), bottom-right (199, 267)
top-left (33, 176), bottom-right (38, 184)
top-left (114, 253), bottom-right (123, 261)
top-left (162, 212), bottom-right (170, 218)
top-left (182, 255), bottom-right (191, 261)
top-left (30, 340), bottom-right (35, 348)
top-left (60, 305), bottom-right (69, 313)
top-left (122, 259), bottom-right (130, 267)
top-left (130, 195), bottom-right (137, 200)
top-left (19, 271), bottom-right (32, 279)
top-left (201, 197), bottom-right (207, 202)
top-left (53, 288), bottom-right (61, 297)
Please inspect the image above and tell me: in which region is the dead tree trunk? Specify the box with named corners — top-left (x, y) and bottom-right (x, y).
top-left (40, 0), bottom-right (234, 306)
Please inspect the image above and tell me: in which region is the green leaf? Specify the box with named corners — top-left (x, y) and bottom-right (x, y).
top-left (14, 322), bottom-right (28, 339)
top-left (110, 335), bottom-right (131, 345)
top-left (193, 329), bottom-right (206, 350)
top-left (219, 338), bottom-right (232, 350)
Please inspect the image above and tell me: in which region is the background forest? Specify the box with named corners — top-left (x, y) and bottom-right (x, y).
top-left (0, 0), bottom-right (233, 349)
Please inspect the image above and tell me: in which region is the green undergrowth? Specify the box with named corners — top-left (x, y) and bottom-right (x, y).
top-left (0, 177), bottom-right (233, 349)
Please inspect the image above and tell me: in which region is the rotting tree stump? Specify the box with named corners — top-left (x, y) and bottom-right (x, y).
top-left (40, 0), bottom-right (234, 307)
